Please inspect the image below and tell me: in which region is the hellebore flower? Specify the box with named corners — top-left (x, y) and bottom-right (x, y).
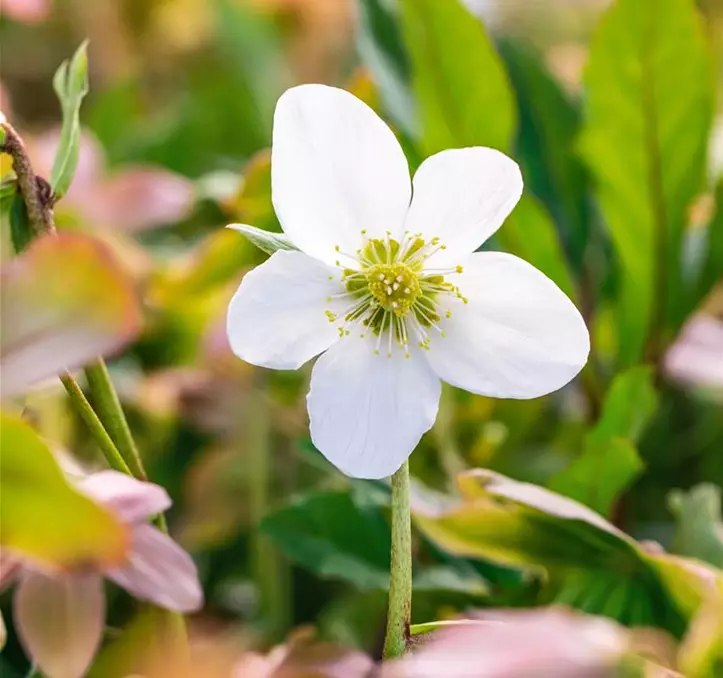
top-left (4, 471), bottom-right (202, 678)
top-left (227, 85), bottom-right (589, 479)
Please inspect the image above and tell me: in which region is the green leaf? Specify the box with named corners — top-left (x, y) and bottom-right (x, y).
top-left (400, 0), bottom-right (515, 154)
top-left (495, 195), bottom-right (576, 300)
top-left (498, 39), bottom-right (590, 269)
top-left (227, 223), bottom-right (298, 256)
top-left (9, 192), bottom-right (33, 254)
top-left (549, 439), bottom-right (643, 519)
top-left (669, 484), bottom-right (723, 569)
top-left (697, 181), bottom-right (723, 305)
top-left (51, 41), bottom-right (90, 197)
top-left (262, 491), bottom-right (392, 590)
top-left (356, 0), bottom-right (416, 136)
top-left (549, 366), bottom-right (657, 516)
top-left (0, 413), bottom-right (127, 570)
top-left (580, 0), bottom-right (714, 364)
top-left (414, 469), bottom-right (713, 636)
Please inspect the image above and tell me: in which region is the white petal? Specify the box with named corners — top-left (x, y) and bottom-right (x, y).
top-left (307, 337), bottom-right (440, 479)
top-left (15, 572), bottom-right (105, 678)
top-left (79, 471), bottom-right (171, 524)
top-left (426, 252), bottom-right (589, 399)
top-left (227, 250), bottom-right (344, 370)
top-left (107, 524), bottom-right (202, 613)
top-left (405, 148), bottom-right (522, 267)
top-left (272, 84), bottom-right (411, 265)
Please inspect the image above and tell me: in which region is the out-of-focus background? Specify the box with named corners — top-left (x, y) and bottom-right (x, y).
top-left (1, 0), bottom-right (723, 675)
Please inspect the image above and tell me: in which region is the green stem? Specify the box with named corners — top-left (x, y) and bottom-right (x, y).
top-left (60, 373), bottom-right (131, 475)
top-left (383, 460), bottom-right (412, 659)
top-left (84, 360), bottom-right (146, 480)
top-left (0, 121), bottom-right (56, 236)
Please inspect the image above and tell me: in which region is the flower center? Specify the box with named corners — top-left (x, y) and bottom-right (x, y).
top-left (326, 232), bottom-right (467, 358)
top-left (365, 264), bottom-right (421, 314)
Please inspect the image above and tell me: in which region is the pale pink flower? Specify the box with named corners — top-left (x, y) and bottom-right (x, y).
top-left (3, 471), bottom-right (202, 678)
top-left (386, 609), bottom-right (627, 678)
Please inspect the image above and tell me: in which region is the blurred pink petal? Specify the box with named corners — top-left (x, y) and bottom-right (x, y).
top-left (1, 0), bottom-right (49, 23)
top-left (14, 572), bottom-right (105, 678)
top-left (0, 233), bottom-right (142, 398)
top-left (88, 168), bottom-right (195, 232)
top-left (79, 470), bottom-right (171, 523)
top-left (107, 524), bottom-right (203, 612)
top-left (232, 631), bottom-right (374, 678)
top-left (27, 129), bottom-right (194, 232)
top-left (388, 609), bottom-right (626, 678)
top-left (664, 316), bottom-right (723, 392)
top-left (28, 129), bottom-right (103, 201)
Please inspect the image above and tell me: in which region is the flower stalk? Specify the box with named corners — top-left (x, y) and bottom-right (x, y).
top-left (383, 459), bottom-right (413, 659)
top-left (59, 373), bottom-right (132, 475)
top-left (84, 361), bottom-right (147, 480)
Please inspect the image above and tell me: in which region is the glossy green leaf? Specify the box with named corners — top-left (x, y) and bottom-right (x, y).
top-left (669, 484), bottom-right (723, 569)
top-left (495, 195), bottom-right (576, 300)
top-left (580, 0), bottom-right (714, 364)
top-left (51, 41), bottom-right (90, 197)
top-left (0, 413), bottom-right (127, 569)
top-left (498, 39), bottom-right (589, 269)
top-left (9, 192), bottom-right (33, 254)
top-left (549, 366), bottom-right (657, 516)
top-left (356, 0), bottom-right (416, 136)
top-left (400, 0), bottom-right (515, 154)
top-left (227, 223), bottom-right (298, 256)
top-left (414, 469), bottom-right (713, 636)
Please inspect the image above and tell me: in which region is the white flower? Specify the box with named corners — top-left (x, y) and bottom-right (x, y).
top-left (227, 85), bottom-right (590, 480)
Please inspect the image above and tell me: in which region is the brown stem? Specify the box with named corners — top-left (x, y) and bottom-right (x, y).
top-left (1, 121), bottom-right (56, 236)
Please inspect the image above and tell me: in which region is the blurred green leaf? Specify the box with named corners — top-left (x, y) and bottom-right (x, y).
top-left (549, 366), bottom-right (657, 516)
top-left (498, 39), bottom-right (589, 269)
top-left (580, 0), bottom-right (714, 364)
top-left (227, 224), bottom-right (298, 256)
top-left (51, 41), bottom-right (90, 197)
top-left (356, 0), bottom-right (416, 136)
top-left (400, 0), bottom-right (515, 154)
top-left (496, 195), bottom-right (576, 300)
top-left (9, 192), bottom-right (33, 254)
top-left (262, 491), bottom-right (392, 590)
top-left (414, 469), bottom-right (714, 635)
top-left (697, 182), bottom-right (723, 304)
top-left (550, 439), bottom-right (643, 519)
top-left (0, 413), bottom-right (127, 570)
top-left (669, 484), bottom-right (723, 568)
